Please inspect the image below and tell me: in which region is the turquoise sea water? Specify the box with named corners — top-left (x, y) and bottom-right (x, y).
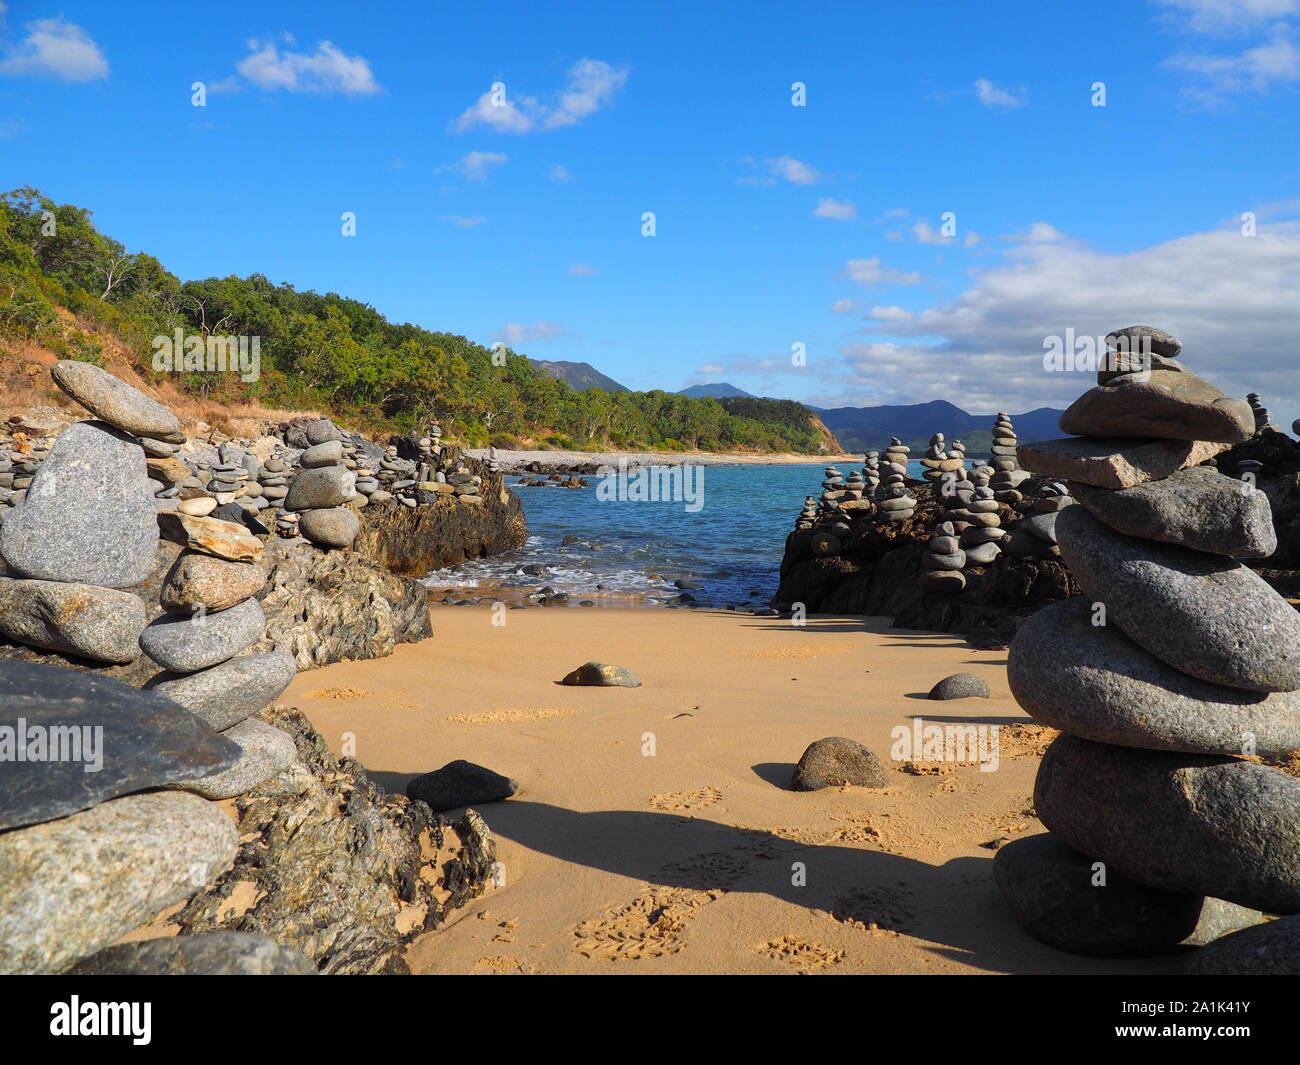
top-left (423, 463), bottom-right (829, 608)
top-left (422, 460), bottom-right (957, 608)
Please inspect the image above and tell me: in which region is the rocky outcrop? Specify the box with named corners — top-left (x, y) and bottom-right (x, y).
top-left (167, 706), bottom-right (498, 975)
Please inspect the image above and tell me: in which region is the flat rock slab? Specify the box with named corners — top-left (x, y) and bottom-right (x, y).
top-left (139, 597), bottom-right (266, 674)
top-left (0, 792), bottom-right (237, 974)
top-left (1035, 734), bottom-right (1300, 914)
top-left (994, 832), bottom-right (1205, 957)
top-left (69, 931), bottom-right (317, 975)
top-left (50, 360), bottom-right (184, 441)
top-left (1060, 369), bottom-right (1254, 443)
top-left (147, 652), bottom-right (297, 732)
top-left (1071, 466), bottom-right (1276, 559)
top-left (405, 759), bottom-right (518, 812)
top-left (160, 551), bottom-right (267, 612)
top-left (1017, 437), bottom-right (1227, 489)
top-left (0, 578), bottom-right (146, 664)
top-left (171, 719), bottom-right (297, 800)
top-left (0, 660), bottom-right (240, 831)
top-left (158, 512), bottom-right (263, 561)
top-left (1009, 598), bottom-right (1300, 756)
top-left (793, 736), bottom-right (889, 790)
top-left (927, 672), bottom-right (989, 699)
top-left (1056, 505), bottom-right (1300, 692)
top-left (561, 661), bottom-right (640, 687)
top-left (0, 420), bottom-right (158, 587)
top-left (1187, 914), bottom-right (1300, 974)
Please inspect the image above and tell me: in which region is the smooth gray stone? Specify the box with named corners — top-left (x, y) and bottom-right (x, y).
top-left (919, 569), bottom-right (965, 594)
top-left (284, 466), bottom-right (355, 510)
top-left (1187, 914), bottom-right (1300, 974)
top-left (299, 506), bottom-right (360, 548)
top-left (792, 736), bottom-right (889, 790)
top-left (0, 421), bottom-right (157, 587)
top-left (0, 578), bottom-right (146, 663)
top-left (304, 419), bottom-right (344, 445)
top-left (964, 541), bottom-right (1002, 565)
top-left (300, 441), bottom-right (344, 468)
top-left (928, 672), bottom-right (989, 699)
top-left (1035, 734), bottom-right (1300, 914)
top-left (0, 661), bottom-right (239, 831)
top-left (1056, 505), bottom-right (1300, 692)
top-left (405, 759), bottom-right (518, 812)
top-left (994, 833), bottom-right (1205, 957)
top-left (160, 550), bottom-right (267, 612)
top-left (148, 652), bottom-right (298, 731)
top-left (922, 550), bottom-right (966, 569)
top-left (1022, 510), bottom-right (1063, 544)
top-left (139, 597), bottom-right (265, 674)
top-left (561, 661), bottom-right (640, 687)
top-left (1009, 598), bottom-right (1300, 756)
top-left (1105, 324), bottom-right (1182, 359)
top-left (1060, 368), bottom-right (1254, 443)
top-left (1071, 466), bottom-right (1276, 559)
top-left (69, 931), bottom-right (317, 975)
top-left (0, 793), bottom-right (237, 974)
top-left (50, 360), bottom-right (184, 441)
top-left (171, 719), bottom-right (296, 800)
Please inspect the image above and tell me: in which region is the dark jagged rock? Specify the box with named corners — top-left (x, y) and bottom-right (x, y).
top-left (168, 706), bottom-right (497, 975)
top-left (0, 660), bottom-right (239, 831)
top-left (69, 931), bottom-right (318, 975)
top-left (1187, 914), bottom-right (1300, 974)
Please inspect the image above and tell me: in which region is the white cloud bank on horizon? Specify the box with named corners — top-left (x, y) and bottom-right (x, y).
top-left (453, 59), bottom-right (628, 134)
top-left (823, 219), bottom-right (1300, 420)
top-left (1157, 0), bottom-right (1300, 102)
top-left (0, 13), bottom-right (108, 82)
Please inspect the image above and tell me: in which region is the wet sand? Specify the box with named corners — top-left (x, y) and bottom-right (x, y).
top-left (285, 608), bottom-right (1184, 975)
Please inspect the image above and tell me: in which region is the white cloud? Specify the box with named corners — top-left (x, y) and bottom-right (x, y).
top-left (443, 215), bottom-right (486, 228)
top-left (236, 38), bottom-right (380, 95)
top-left (1156, 0), bottom-right (1300, 33)
top-left (815, 197), bottom-right (857, 220)
top-left (842, 257), bottom-right (924, 287)
top-left (868, 305), bottom-right (913, 322)
top-left (0, 16), bottom-right (108, 82)
top-left (1001, 221), bottom-right (1063, 243)
top-left (452, 58), bottom-right (628, 134)
top-left (549, 164), bottom-right (574, 182)
top-left (829, 220), bottom-right (1300, 423)
top-left (912, 221), bottom-right (953, 245)
top-left (830, 298), bottom-right (861, 314)
top-left (740, 155), bottom-right (823, 185)
top-left (973, 77), bottom-right (1027, 108)
top-left (493, 321), bottom-right (565, 346)
top-left (568, 263), bottom-right (597, 276)
top-left (698, 364), bottom-right (725, 375)
top-left (438, 151), bottom-right (507, 182)
top-left (1166, 23), bottom-right (1300, 100)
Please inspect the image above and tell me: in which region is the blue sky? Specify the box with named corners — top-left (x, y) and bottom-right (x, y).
top-left (2, 0), bottom-right (1299, 423)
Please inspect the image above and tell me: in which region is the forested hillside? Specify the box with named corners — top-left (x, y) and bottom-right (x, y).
top-left (0, 187), bottom-right (838, 454)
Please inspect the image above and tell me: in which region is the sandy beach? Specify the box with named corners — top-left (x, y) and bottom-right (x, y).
top-left (285, 607), bottom-right (1184, 975)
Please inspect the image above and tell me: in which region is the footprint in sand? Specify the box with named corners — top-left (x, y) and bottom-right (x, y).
top-left (831, 886), bottom-right (915, 934)
top-left (303, 686), bottom-right (371, 700)
top-left (757, 935), bottom-right (845, 972)
top-left (649, 785), bottom-right (723, 813)
top-left (473, 955), bottom-right (532, 974)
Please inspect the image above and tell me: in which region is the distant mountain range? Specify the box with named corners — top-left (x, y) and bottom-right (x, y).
top-left (529, 359), bottom-right (630, 393)
top-left (808, 399), bottom-right (1066, 455)
top-left (678, 382), bottom-right (755, 399)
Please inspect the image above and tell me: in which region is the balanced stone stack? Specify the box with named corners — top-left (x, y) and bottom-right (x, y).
top-left (284, 433), bottom-right (361, 550)
top-left (989, 413), bottom-right (1032, 502)
top-left (875, 439), bottom-right (915, 523)
top-left (1247, 392), bottom-right (1273, 435)
top-left (919, 518), bottom-right (966, 594)
top-left (793, 495), bottom-right (817, 532)
top-left (1000, 325), bottom-right (1300, 965)
top-left (820, 466), bottom-right (845, 509)
top-left (919, 433), bottom-right (948, 483)
top-left (1001, 481), bottom-right (1069, 560)
top-left (862, 451), bottom-right (881, 495)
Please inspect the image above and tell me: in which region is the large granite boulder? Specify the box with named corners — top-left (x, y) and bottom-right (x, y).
top-left (0, 578), bottom-right (147, 664)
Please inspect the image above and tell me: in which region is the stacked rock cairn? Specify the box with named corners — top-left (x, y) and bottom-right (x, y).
top-left (0, 361), bottom-right (307, 972)
top-left (875, 437), bottom-right (916, 523)
top-left (862, 451), bottom-right (881, 495)
top-left (998, 324), bottom-right (1300, 961)
top-left (1246, 392), bottom-right (1274, 435)
top-left (283, 421), bottom-right (362, 550)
